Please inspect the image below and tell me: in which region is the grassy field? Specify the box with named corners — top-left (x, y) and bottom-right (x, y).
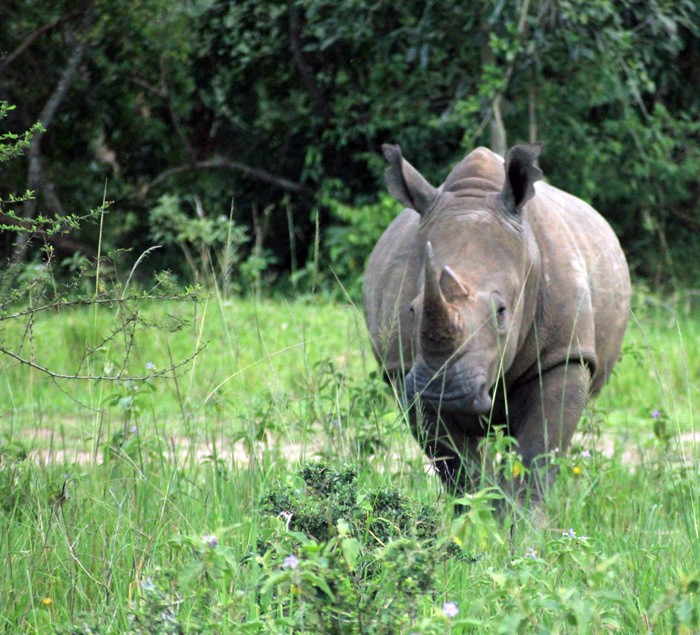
top-left (1, 289), bottom-right (699, 633)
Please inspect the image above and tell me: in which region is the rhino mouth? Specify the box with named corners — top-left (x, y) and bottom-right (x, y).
top-left (405, 363), bottom-right (492, 416)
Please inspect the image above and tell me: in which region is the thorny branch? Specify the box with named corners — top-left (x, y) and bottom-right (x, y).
top-left (1, 289), bottom-right (203, 384)
top-left (0, 344), bottom-right (205, 383)
top-left (0, 291), bottom-right (198, 321)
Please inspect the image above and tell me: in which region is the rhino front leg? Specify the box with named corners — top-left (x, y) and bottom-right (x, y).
top-left (507, 362), bottom-right (591, 498)
top-left (409, 407), bottom-right (482, 494)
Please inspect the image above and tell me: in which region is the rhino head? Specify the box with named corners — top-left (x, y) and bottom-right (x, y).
top-left (382, 143), bottom-right (544, 417)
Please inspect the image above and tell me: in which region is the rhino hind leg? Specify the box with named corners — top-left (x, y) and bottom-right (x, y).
top-left (507, 362), bottom-right (591, 498)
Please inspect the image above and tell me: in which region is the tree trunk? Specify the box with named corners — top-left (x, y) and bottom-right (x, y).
top-left (22, 38), bottom-right (89, 222)
top-left (480, 32), bottom-right (508, 156)
top-left (528, 73), bottom-right (538, 144)
top-left (479, 0), bottom-right (533, 156)
top-left (13, 35), bottom-right (90, 262)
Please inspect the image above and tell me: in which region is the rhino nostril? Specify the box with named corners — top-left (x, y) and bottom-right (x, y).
top-left (472, 384), bottom-right (491, 413)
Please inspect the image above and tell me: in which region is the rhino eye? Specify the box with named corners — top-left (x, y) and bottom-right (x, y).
top-left (496, 304), bottom-right (507, 329)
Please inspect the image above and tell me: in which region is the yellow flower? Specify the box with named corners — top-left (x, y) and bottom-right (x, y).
top-left (511, 463), bottom-right (522, 478)
top-left (42, 597), bottom-right (53, 606)
top-left (572, 465), bottom-right (583, 476)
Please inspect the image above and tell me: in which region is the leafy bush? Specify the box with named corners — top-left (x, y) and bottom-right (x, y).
top-left (322, 194), bottom-right (401, 300)
top-left (149, 193), bottom-right (250, 291)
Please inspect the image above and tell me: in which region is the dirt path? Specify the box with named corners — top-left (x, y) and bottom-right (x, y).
top-left (26, 428), bottom-right (700, 468)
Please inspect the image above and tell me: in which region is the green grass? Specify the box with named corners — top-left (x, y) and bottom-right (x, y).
top-left (1, 291), bottom-right (699, 633)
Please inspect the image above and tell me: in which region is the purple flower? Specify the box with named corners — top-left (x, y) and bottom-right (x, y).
top-left (525, 547), bottom-right (538, 559)
top-left (202, 534), bottom-right (218, 548)
top-left (146, 362), bottom-right (155, 371)
top-left (651, 409), bottom-right (661, 419)
top-left (442, 601), bottom-right (459, 618)
top-left (581, 449), bottom-right (591, 459)
top-left (283, 554), bottom-right (299, 570)
top-left (562, 527), bottom-right (588, 541)
top-left (131, 426), bottom-right (138, 435)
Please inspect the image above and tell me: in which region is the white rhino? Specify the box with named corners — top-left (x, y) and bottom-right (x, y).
top-left (363, 143), bottom-right (630, 495)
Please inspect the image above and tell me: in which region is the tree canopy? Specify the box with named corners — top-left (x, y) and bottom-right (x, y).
top-left (1, 0), bottom-right (699, 292)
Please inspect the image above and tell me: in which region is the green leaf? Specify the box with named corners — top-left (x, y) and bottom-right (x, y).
top-left (340, 537), bottom-right (360, 572)
top-left (300, 571), bottom-right (335, 600)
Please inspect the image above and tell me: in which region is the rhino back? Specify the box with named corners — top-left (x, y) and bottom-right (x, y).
top-left (363, 208), bottom-right (423, 374)
top-left (524, 181), bottom-right (631, 393)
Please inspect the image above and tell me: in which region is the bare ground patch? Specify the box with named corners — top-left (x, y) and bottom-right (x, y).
top-left (24, 428), bottom-right (700, 469)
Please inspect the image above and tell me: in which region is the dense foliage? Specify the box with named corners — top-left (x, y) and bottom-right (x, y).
top-left (1, 0), bottom-right (699, 291)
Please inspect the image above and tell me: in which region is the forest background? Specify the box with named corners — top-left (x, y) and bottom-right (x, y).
top-left (2, 0), bottom-right (700, 296)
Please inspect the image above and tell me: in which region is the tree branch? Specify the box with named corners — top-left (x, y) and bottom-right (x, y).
top-left (472, 0), bottom-right (533, 153)
top-left (0, 7), bottom-right (85, 76)
top-left (20, 34), bottom-right (90, 231)
top-left (139, 156), bottom-right (315, 198)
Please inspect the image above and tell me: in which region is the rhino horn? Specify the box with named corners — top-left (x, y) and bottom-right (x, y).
top-left (421, 242), bottom-right (462, 354)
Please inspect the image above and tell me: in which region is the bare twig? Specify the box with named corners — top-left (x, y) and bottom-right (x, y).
top-left (128, 75), bottom-right (167, 98)
top-left (668, 207), bottom-right (700, 229)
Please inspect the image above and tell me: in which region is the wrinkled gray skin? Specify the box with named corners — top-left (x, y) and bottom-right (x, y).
top-left (363, 143), bottom-right (630, 497)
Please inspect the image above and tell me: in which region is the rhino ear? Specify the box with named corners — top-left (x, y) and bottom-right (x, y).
top-left (382, 144), bottom-right (438, 215)
top-left (500, 143), bottom-right (543, 214)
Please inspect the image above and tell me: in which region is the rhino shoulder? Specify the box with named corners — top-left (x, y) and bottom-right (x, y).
top-left (363, 208), bottom-right (422, 373)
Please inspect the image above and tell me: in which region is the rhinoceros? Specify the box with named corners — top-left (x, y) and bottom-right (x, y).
top-left (363, 143), bottom-right (630, 496)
